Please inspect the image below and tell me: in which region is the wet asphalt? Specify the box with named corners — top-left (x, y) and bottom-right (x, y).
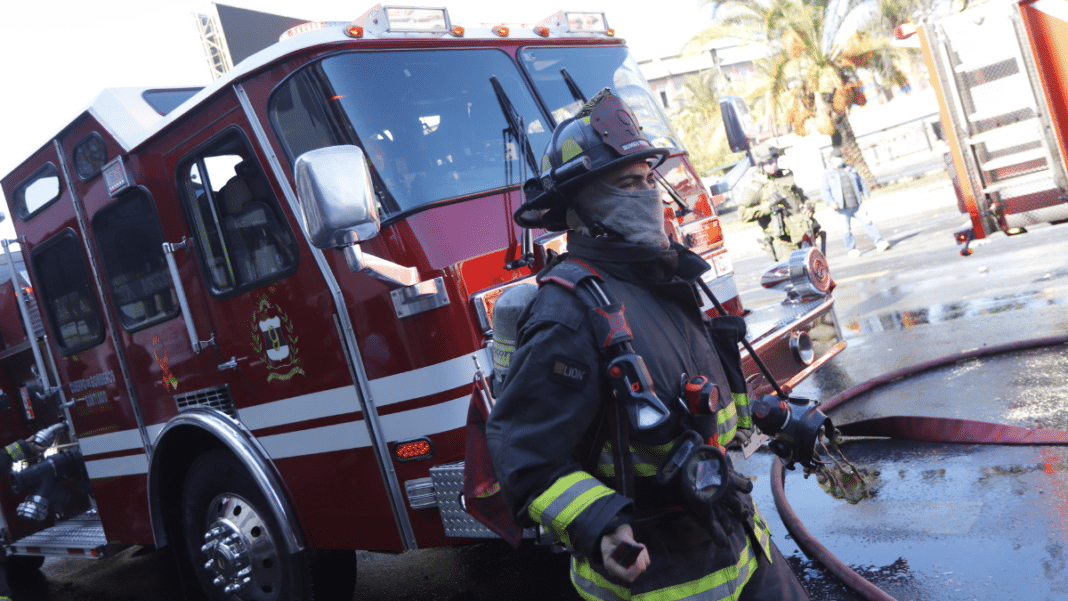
top-left (23, 176), bottom-right (1068, 600)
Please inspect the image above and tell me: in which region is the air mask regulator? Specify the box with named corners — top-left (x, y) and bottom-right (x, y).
top-left (750, 395), bottom-right (834, 471)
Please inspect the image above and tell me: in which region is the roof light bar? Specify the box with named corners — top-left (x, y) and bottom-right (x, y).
top-left (352, 4), bottom-right (453, 37)
top-left (566, 11), bottom-right (610, 33)
top-left (535, 10), bottom-right (612, 37)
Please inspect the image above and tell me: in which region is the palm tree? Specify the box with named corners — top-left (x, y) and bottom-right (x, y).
top-left (690, 0), bottom-right (915, 186)
top-left (669, 70), bottom-right (743, 176)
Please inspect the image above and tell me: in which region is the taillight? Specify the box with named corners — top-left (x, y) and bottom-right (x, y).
top-left (393, 438), bottom-right (434, 462)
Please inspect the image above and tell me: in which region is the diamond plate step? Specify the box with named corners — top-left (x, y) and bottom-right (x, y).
top-left (8, 511), bottom-right (108, 557)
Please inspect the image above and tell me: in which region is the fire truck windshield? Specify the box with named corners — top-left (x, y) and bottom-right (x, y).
top-left (271, 49), bottom-right (551, 217)
top-left (268, 46), bottom-right (681, 219)
top-left (518, 46), bottom-right (682, 153)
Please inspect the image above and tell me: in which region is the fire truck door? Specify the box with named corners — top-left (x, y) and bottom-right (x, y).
top-left (160, 106), bottom-right (357, 436)
top-left (7, 141), bottom-right (148, 543)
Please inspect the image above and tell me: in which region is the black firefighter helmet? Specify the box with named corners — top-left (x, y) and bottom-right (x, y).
top-left (513, 89), bottom-right (670, 231)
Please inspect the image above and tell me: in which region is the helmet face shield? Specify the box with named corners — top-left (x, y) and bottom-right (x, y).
top-left (514, 89), bottom-right (670, 230)
top-left (590, 94), bottom-right (658, 158)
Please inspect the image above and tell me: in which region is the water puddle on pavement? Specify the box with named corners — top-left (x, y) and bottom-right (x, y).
top-left (844, 289), bottom-right (1068, 336)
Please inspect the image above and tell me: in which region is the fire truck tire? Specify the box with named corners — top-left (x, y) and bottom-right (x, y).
top-left (182, 449), bottom-right (314, 601)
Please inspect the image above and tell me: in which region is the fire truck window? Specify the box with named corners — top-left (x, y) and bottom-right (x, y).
top-left (268, 72), bottom-right (337, 162)
top-left (178, 132), bottom-right (298, 298)
top-left (13, 163), bottom-right (62, 221)
top-left (269, 49), bottom-right (552, 216)
top-left (30, 230), bottom-right (105, 355)
top-left (91, 188), bottom-right (178, 331)
top-left (518, 46), bottom-right (683, 152)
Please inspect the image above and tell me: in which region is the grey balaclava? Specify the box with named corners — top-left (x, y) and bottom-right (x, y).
top-left (565, 178), bottom-right (670, 249)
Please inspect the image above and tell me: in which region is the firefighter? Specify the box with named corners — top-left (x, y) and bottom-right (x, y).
top-left (738, 144), bottom-right (817, 261)
top-left (486, 90), bottom-right (810, 601)
top-left (0, 423), bottom-right (66, 601)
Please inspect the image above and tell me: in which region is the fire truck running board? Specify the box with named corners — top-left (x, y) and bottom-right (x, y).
top-left (6, 511), bottom-right (108, 558)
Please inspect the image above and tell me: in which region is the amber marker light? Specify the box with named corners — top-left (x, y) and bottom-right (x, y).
top-left (492, 25), bottom-right (510, 37)
top-left (345, 24), bottom-right (364, 38)
top-left (451, 25), bottom-right (465, 37)
top-left (394, 438), bottom-right (434, 462)
top-left (534, 26), bottom-right (550, 37)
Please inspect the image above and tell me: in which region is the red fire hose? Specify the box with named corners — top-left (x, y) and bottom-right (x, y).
top-left (770, 333), bottom-right (1068, 601)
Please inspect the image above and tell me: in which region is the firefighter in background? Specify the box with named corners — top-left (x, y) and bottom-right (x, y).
top-left (0, 423), bottom-right (66, 601)
top-left (738, 144), bottom-right (818, 261)
top-left (487, 90), bottom-right (810, 601)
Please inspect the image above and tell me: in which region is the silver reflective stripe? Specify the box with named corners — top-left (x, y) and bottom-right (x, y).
top-left (570, 556), bottom-right (629, 601)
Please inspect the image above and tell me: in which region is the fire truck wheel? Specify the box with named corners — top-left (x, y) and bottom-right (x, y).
top-left (182, 449), bottom-right (313, 601)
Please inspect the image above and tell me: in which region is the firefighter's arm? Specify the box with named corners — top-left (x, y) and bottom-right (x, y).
top-left (486, 293), bottom-right (633, 560)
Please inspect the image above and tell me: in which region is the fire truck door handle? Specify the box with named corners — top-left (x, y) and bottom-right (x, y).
top-left (218, 357), bottom-right (239, 372)
top-left (162, 239), bottom-right (213, 354)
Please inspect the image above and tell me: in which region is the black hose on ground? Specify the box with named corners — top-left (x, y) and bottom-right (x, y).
top-left (770, 333), bottom-right (1068, 601)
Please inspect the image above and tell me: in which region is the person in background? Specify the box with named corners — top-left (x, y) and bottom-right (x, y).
top-left (738, 144), bottom-right (818, 261)
top-left (820, 148), bottom-right (889, 258)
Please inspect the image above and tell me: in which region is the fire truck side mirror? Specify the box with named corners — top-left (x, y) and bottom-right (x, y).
top-left (295, 145), bottom-right (381, 249)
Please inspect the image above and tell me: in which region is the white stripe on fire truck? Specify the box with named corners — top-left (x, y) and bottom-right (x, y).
top-left (368, 349), bottom-right (489, 407)
top-left (238, 386), bottom-right (360, 431)
top-left (78, 428), bottom-right (146, 457)
top-left (74, 351), bottom-right (486, 468)
top-left (237, 349), bottom-right (489, 431)
top-left (256, 394), bottom-right (469, 460)
top-left (84, 453), bottom-right (149, 479)
top-left (77, 393), bottom-right (470, 476)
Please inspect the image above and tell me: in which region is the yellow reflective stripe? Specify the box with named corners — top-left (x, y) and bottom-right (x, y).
top-left (733, 393), bottom-right (752, 429)
top-left (528, 471), bottom-right (615, 548)
top-left (635, 542), bottom-right (757, 601)
top-left (715, 401), bottom-right (738, 447)
top-left (572, 554), bottom-right (632, 601)
top-left (4, 443), bottom-right (24, 463)
top-left (596, 440), bottom-right (674, 478)
top-left (752, 506), bottom-right (773, 561)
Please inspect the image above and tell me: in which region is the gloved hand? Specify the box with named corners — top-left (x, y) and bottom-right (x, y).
top-left (657, 431), bottom-right (756, 547)
top-left (702, 469), bottom-right (754, 547)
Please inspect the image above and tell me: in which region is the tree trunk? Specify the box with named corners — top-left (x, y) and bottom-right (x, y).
top-left (832, 112), bottom-right (876, 187)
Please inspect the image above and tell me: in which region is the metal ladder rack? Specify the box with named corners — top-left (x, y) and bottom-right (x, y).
top-left (930, 0), bottom-right (1068, 231)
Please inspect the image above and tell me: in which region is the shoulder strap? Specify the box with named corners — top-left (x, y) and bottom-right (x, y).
top-left (540, 258), bottom-right (637, 497)
top-left (538, 258), bottom-right (634, 349)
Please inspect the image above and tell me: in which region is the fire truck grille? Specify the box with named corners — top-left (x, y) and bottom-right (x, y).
top-left (175, 385), bottom-right (237, 418)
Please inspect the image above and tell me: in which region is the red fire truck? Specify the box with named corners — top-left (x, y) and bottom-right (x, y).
top-left (915, 0), bottom-right (1068, 255)
top-left (0, 5), bottom-right (843, 599)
